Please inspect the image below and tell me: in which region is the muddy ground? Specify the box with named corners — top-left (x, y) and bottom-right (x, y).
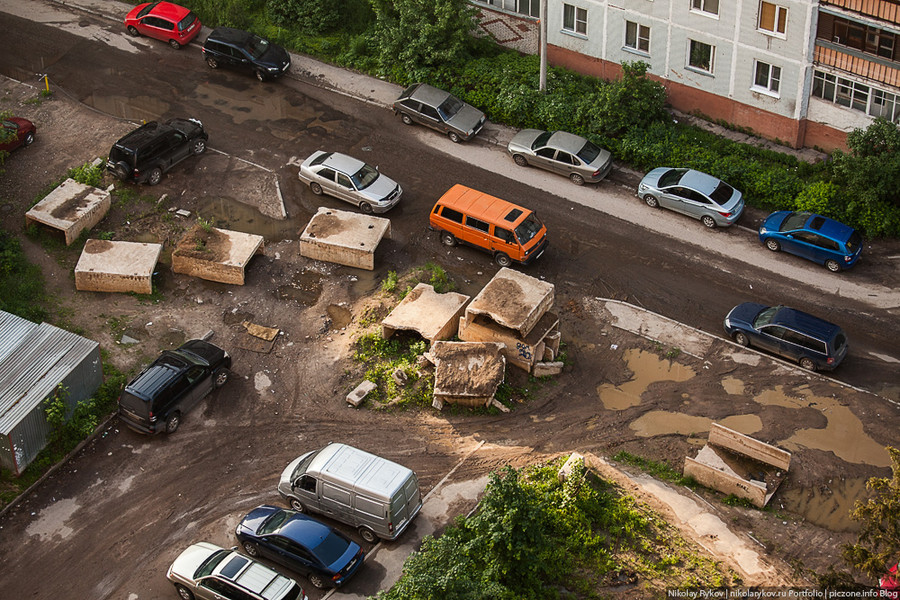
top-left (0, 75), bottom-right (895, 598)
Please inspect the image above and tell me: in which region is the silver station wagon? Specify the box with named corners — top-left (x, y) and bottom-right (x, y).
top-left (298, 151), bottom-right (402, 214)
top-left (507, 129), bottom-right (613, 185)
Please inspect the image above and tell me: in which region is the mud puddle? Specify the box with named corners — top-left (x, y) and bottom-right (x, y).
top-left (597, 348), bottom-right (695, 410)
top-left (779, 478), bottom-right (867, 532)
top-left (275, 271), bottom-right (323, 305)
top-left (630, 411), bottom-right (762, 437)
top-left (197, 197), bottom-right (298, 242)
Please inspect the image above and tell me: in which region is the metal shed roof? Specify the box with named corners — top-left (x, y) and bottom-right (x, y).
top-left (0, 311), bottom-right (37, 363)
top-left (0, 315), bottom-right (100, 435)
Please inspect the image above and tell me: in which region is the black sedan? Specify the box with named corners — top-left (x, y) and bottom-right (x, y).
top-left (236, 505), bottom-right (364, 589)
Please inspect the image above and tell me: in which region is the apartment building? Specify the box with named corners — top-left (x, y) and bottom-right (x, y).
top-left (474, 0), bottom-right (900, 150)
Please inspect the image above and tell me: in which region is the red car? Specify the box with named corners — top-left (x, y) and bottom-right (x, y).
top-left (124, 2), bottom-right (201, 49)
top-left (1, 117), bottom-right (36, 153)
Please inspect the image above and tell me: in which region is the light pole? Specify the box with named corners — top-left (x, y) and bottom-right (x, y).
top-left (539, 0), bottom-right (548, 92)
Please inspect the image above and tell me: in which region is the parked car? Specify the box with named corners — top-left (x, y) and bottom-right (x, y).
top-left (723, 303), bottom-right (848, 371)
top-left (278, 443), bottom-right (423, 543)
top-left (1, 117), bottom-right (36, 153)
top-left (638, 167), bottom-right (744, 228)
top-left (507, 129), bottom-right (613, 185)
top-left (758, 210), bottom-right (862, 272)
top-left (107, 118), bottom-right (208, 186)
top-left (124, 1), bottom-right (201, 49)
top-left (117, 339), bottom-right (231, 434)
top-left (392, 83), bottom-right (486, 143)
top-left (298, 151), bottom-right (402, 214)
top-left (167, 541), bottom-right (308, 600)
top-left (236, 505), bottom-right (365, 589)
top-left (202, 27), bottom-right (291, 81)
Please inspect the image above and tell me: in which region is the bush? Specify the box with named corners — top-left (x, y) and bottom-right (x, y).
top-left (266, 0), bottom-right (342, 34)
top-left (0, 230), bottom-right (48, 322)
top-left (67, 162), bottom-right (103, 187)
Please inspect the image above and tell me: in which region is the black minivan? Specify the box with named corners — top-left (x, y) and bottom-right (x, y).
top-left (118, 340), bottom-right (231, 434)
top-left (201, 27), bottom-right (291, 81)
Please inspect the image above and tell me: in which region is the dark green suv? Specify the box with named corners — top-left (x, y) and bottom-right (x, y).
top-left (107, 118), bottom-right (208, 186)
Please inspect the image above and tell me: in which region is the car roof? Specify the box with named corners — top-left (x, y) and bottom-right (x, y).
top-left (277, 512), bottom-right (334, 546)
top-left (771, 306), bottom-right (842, 340)
top-left (436, 184), bottom-right (533, 229)
top-left (802, 213), bottom-right (857, 241)
top-left (679, 169), bottom-right (721, 195)
top-left (319, 152), bottom-right (365, 174)
top-left (307, 443), bottom-right (413, 500)
top-left (213, 552), bottom-right (296, 599)
top-left (408, 83), bottom-right (451, 107)
top-left (547, 131), bottom-right (587, 154)
top-left (207, 26), bottom-right (253, 44)
top-left (148, 1), bottom-right (192, 20)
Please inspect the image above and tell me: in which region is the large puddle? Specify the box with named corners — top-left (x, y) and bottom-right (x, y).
top-left (198, 197), bottom-right (299, 242)
top-left (630, 411), bottom-right (762, 437)
top-left (193, 82), bottom-right (340, 132)
top-left (780, 478), bottom-right (867, 532)
top-left (597, 348), bottom-right (695, 410)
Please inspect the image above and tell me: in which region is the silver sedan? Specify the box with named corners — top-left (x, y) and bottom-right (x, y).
top-left (637, 167), bottom-right (744, 228)
top-left (298, 151), bottom-right (402, 214)
top-left (507, 129), bottom-right (613, 185)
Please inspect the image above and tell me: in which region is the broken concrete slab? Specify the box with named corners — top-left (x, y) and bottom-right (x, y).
top-left (25, 178), bottom-right (111, 245)
top-left (347, 380), bottom-right (377, 407)
top-left (172, 225), bottom-right (264, 285)
top-left (683, 423), bottom-right (791, 507)
top-left (533, 361), bottom-right (564, 377)
top-left (299, 207), bottom-right (390, 271)
top-left (381, 283), bottom-right (470, 343)
top-left (432, 341), bottom-right (505, 408)
top-left (243, 321), bottom-right (280, 341)
top-left (558, 452), bottom-right (585, 482)
top-left (74, 239), bottom-right (162, 294)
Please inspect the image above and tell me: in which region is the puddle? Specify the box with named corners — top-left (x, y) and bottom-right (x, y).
top-left (275, 271), bottom-right (323, 305)
top-left (780, 478), bottom-right (867, 532)
top-left (349, 269), bottom-right (386, 299)
top-left (82, 93), bottom-right (169, 121)
top-left (197, 197), bottom-right (298, 242)
top-left (597, 348), bottom-right (695, 410)
top-left (753, 386), bottom-right (890, 467)
top-left (193, 82), bottom-right (342, 131)
top-left (326, 304), bottom-right (352, 329)
top-left (630, 411), bottom-right (762, 437)
top-left (722, 376), bottom-right (744, 395)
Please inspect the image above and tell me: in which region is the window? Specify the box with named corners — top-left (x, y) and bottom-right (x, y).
top-left (466, 216), bottom-right (491, 233)
top-left (811, 70), bottom-right (900, 122)
top-left (563, 4), bottom-right (587, 35)
top-left (753, 60), bottom-right (781, 94)
top-left (518, 0), bottom-right (539, 17)
top-left (625, 21), bottom-right (650, 54)
top-left (494, 227), bottom-right (516, 244)
top-left (688, 40), bottom-right (714, 73)
top-left (829, 17), bottom-right (898, 60)
top-left (691, 0), bottom-right (719, 16)
top-left (758, 1), bottom-right (787, 36)
top-left (440, 207), bottom-right (464, 223)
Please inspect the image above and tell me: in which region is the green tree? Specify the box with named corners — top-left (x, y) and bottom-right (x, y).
top-left (575, 61), bottom-right (668, 137)
top-left (831, 118), bottom-right (900, 208)
top-left (843, 447), bottom-right (900, 579)
top-left (368, 0), bottom-right (477, 81)
top-left (267, 0), bottom-right (341, 34)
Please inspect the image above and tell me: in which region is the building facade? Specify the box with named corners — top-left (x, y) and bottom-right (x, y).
top-left (474, 0), bottom-right (900, 150)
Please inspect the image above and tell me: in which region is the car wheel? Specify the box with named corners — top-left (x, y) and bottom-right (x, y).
top-left (643, 194), bottom-right (659, 208)
top-left (168, 38), bottom-right (182, 50)
top-left (494, 252), bottom-right (512, 268)
top-left (192, 139), bottom-right (206, 155)
top-left (174, 584), bottom-right (194, 600)
top-left (359, 202), bottom-right (374, 215)
top-left (214, 368), bottom-right (228, 388)
top-left (799, 357), bottom-right (817, 371)
top-left (308, 573), bottom-right (326, 589)
top-left (165, 412), bottom-right (180, 434)
top-left (440, 231), bottom-right (457, 247)
top-left (733, 332), bottom-right (750, 347)
top-left (825, 259), bottom-right (841, 273)
top-left (127, 25), bottom-right (140, 37)
top-left (765, 239), bottom-right (781, 252)
top-left (310, 182), bottom-right (323, 196)
top-left (112, 161), bottom-right (130, 182)
top-left (23, 132), bottom-right (35, 146)
top-left (147, 167), bottom-right (163, 186)
top-left (513, 155), bottom-right (528, 167)
top-left (401, 114), bottom-right (413, 126)
top-left (242, 541), bottom-right (260, 557)
top-left (289, 498), bottom-right (306, 512)
top-left (358, 527), bottom-right (377, 544)
top-left (701, 215), bottom-right (717, 229)
top-left (448, 131), bottom-right (461, 143)
top-left (569, 173), bottom-right (585, 186)
top-left (205, 57), bottom-right (218, 69)
top-left (255, 70), bottom-right (265, 82)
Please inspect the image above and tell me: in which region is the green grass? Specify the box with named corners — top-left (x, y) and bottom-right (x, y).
top-left (612, 451), bottom-right (698, 487)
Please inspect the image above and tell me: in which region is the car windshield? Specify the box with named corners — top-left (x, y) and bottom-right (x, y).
top-left (259, 510), bottom-right (292, 535)
top-left (709, 182), bottom-right (734, 205)
top-left (577, 140), bottom-right (602, 163)
top-left (291, 451), bottom-right (318, 482)
top-left (753, 306), bottom-right (780, 329)
top-left (658, 168), bottom-right (687, 188)
top-left (311, 531), bottom-right (349, 566)
top-left (779, 212), bottom-right (809, 232)
top-left (351, 163), bottom-right (380, 190)
top-left (437, 95), bottom-right (464, 120)
top-left (532, 131), bottom-right (553, 149)
top-left (177, 12), bottom-right (196, 31)
top-left (514, 213), bottom-right (543, 245)
top-left (195, 549), bottom-right (230, 578)
top-left (244, 35), bottom-right (270, 59)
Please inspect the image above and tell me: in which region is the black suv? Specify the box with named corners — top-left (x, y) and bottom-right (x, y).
top-left (107, 118), bottom-right (208, 186)
top-left (202, 27), bottom-right (291, 81)
top-left (118, 339), bottom-right (231, 434)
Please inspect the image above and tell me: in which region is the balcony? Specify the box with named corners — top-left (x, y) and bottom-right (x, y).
top-left (815, 42), bottom-right (900, 87)
top-left (821, 0), bottom-right (900, 22)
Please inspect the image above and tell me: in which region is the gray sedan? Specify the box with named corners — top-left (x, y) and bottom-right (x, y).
top-left (392, 83), bottom-right (486, 143)
top-left (298, 151), bottom-right (402, 214)
top-left (507, 129), bottom-right (613, 185)
top-left (637, 167), bottom-right (744, 228)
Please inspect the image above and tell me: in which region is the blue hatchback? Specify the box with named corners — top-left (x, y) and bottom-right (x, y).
top-left (723, 303), bottom-right (848, 371)
top-left (758, 211), bottom-right (862, 272)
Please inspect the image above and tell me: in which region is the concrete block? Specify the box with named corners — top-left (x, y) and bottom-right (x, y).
top-left (381, 283), bottom-right (470, 343)
top-left (558, 452), bottom-right (585, 482)
top-left (172, 225), bottom-right (264, 285)
top-left (347, 380), bottom-right (377, 407)
top-left (708, 423), bottom-right (792, 470)
top-left (533, 361), bottom-right (564, 377)
top-left (391, 368), bottom-right (408, 386)
top-left (74, 240), bottom-right (162, 294)
top-left (25, 179), bottom-right (111, 245)
top-left (465, 267), bottom-right (554, 337)
top-left (490, 398), bottom-right (510, 413)
top-left (299, 208), bottom-right (390, 271)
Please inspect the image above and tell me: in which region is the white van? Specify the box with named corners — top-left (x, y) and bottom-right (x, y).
top-left (278, 443), bottom-right (422, 543)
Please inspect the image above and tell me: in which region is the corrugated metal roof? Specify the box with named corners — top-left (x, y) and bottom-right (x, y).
top-left (0, 316), bottom-right (100, 435)
top-left (0, 311), bottom-right (37, 363)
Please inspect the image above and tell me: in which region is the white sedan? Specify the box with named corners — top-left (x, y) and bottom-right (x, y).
top-left (298, 151), bottom-right (402, 214)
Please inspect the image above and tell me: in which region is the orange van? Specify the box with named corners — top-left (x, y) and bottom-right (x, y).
top-left (429, 184), bottom-right (548, 267)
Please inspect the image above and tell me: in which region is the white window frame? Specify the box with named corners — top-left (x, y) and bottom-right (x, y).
top-left (624, 21), bottom-right (651, 55)
top-left (562, 4), bottom-right (588, 36)
top-left (758, 1), bottom-right (788, 37)
top-left (690, 0), bottom-right (719, 17)
top-left (752, 60), bottom-right (781, 96)
top-left (687, 39), bottom-right (715, 74)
